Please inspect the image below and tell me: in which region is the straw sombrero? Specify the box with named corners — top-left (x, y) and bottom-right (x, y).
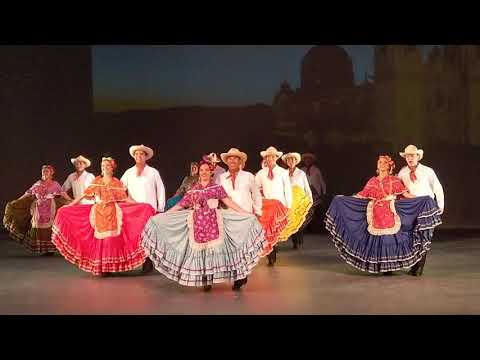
top-left (70, 155), bottom-right (91, 168)
top-left (281, 152), bottom-right (301, 165)
top-left (129, 145), bottom-right (154, 160)
top-left (260, 146), bottom-right (283, 159)
top-left (220, 148), bottom-right (248, 164)
top-left (399, 145), bottom-right (424, 161)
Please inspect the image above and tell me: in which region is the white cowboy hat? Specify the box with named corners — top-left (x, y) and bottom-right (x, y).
top-left (301, 153), bottom-right (317, 161)
top-left (129, 145), bottom-right (154, 160)
top-left (400, 145), bottom-right (424, 161)
top-left (221, 148), bottom-right (248, 164)
top-left (70, 155), bottom-right (91, 168)
top-left (260, 146), bottom-right (283, 159)
top-left (207, 153), bottom-right (221, 164)
top-left (281, 152), bottom-right (301, 165)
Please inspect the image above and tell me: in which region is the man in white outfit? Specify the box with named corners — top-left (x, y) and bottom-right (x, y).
top-left (219, 148), bottom-right (262, 216)
top-left (62, 155), bottom-right (95, 204)
top-left (255, 146), bottom-right (292, 266)
top-left (219, 147), bottom-right (262, 290)
top-left (120, 144), bottom-right (166, 274)
top-left (300, 153), bottom-right (326, 201)
top-left (282, 152), bottom-right (312, 249)
top-left (398, 144), bottom-right (445, 276)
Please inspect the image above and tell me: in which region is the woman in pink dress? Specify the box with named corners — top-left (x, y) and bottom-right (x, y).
top-left (52, 157), bottom-right (156, 277)
top-left (142, 158), bottom-right (268, 292)
top-left (3, 165), bottom-right (70, 254)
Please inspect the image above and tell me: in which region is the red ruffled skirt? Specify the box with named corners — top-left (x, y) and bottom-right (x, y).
top-left (258, 199), bottom-right (289, 256)
top-left (52, 203), bottom-right (155, 275)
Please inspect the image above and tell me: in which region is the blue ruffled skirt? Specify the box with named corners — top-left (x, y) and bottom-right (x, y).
top-left (325, 196), bottom-right (442, 273)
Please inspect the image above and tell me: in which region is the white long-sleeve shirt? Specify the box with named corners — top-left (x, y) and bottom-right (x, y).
top-left (213, 166), bottom-right (226, 185)
top-left (398, 163), bottom-right (445, 210)
top-left (219, 170), bottom-right (263, 215)
top-left (289, 168), bottom-right (313, 201)
top-left (255, 166), bottom-right (292, 208)
top-left (300, 165), bottom-right (326, 196)
top-left (62, 171), bottom-right (95, 204)
top-left (120, 164), bottom-right (165, 212)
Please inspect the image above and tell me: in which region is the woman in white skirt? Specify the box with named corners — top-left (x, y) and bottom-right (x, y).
top-left (142, 158), bottom-right (268, 292)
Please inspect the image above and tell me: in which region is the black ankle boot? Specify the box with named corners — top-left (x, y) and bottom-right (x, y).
top-left (416, 255), bottom-right (427, 276)
top-left (232, 277), bottom-right (248, 291)
top-left (409, 255), bottom-right (427, 277)
top-left (268, 247), bottom-right (277, 266)
top-left (267, 254), bottom-right (274, 266)
top-left (141, 258), bottom-right (154, 275)
top-left (202, 275), bottom-right (212, 291)
top-left (267, 248), bottom-right (276, 266)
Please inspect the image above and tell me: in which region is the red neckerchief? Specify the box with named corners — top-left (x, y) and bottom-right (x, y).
top-left (226, 170), bottom-right (239, 190)
top-left (289, 167), bottom-right (296, 177)
top-left (267, 166), bottom-right (275, 180)
top-left (409, 166), bottom-right (418, 182)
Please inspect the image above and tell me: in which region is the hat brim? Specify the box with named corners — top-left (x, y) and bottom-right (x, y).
top-left (71, 157), bottom-right (91, 168)
top-left (129, 146), bottom-right (154, 160)
top-left (260, 151), bottom-right (283, 159)
top-left (281, 153), bottom-right (301, 165)
top-left (221, 152), bottom-right (247, 164)
top-left (400, 150), bottom-right (424, 161)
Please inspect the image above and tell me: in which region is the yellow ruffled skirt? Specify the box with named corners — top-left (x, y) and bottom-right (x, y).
top-left (279, 185), bottom-right (313, 241)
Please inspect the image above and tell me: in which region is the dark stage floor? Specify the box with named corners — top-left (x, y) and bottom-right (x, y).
top-left (1, 232), bottom-right (479, 315)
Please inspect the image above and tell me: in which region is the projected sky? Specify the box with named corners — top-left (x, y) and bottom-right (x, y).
top-left (92, 45), bottom-right (437, 112)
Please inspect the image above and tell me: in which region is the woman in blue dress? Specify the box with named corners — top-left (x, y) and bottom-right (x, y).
top-left (325, 155), bottom-right (442, 275)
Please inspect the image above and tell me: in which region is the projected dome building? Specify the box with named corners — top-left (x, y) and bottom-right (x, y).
top-left (273, 44), bottom-right (480, 149)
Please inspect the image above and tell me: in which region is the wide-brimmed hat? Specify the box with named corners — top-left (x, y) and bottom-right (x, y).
top-left (281, 152), bottom-right (301, 165)
top-left (260, 146), bottom-right (283, 159)
top-left (70, 155), bottom-right (91, 168)
top-left (301, 153), bottom-right (317, 161)
top-left (129, 145), bottom-right (154, 160)
top-left (221, 148), bottom-right (248, 164)
top-left (399, 145), bottom-right (424, 161)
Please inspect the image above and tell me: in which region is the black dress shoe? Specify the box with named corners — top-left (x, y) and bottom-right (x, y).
top-left (383, 271), bottom-right (393, 276)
